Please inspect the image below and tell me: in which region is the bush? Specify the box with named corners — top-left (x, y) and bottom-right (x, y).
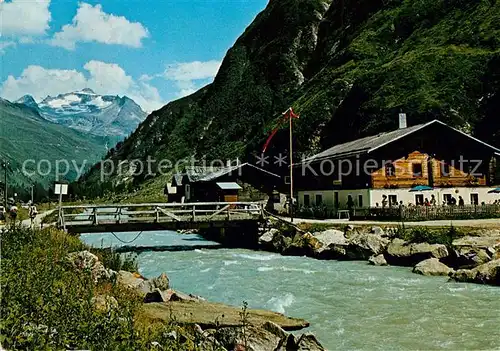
top-left (0, 226), bottom-right (195, 350)
top-left (397, 225), bottom-right (462, 246)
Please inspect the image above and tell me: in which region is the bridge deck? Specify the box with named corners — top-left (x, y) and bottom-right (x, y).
top-left (59, 202), bottom-right (265, 233)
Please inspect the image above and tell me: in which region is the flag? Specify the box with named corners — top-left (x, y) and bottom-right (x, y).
top-left (262, 108), bottom-right (299, 152)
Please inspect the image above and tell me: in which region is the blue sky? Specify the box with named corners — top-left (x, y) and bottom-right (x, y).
top-left (0, 0), bottom-right (268, 111)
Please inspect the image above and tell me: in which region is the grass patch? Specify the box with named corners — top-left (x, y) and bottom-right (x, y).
top-left (395, 226), bottom-right (465, 246)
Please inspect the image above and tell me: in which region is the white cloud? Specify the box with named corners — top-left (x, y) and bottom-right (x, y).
top-left (145, 60), bottom-right (221, 98)
top-left (0, 0), bottom-right (51, 36)
top-left (163, 61), bottom-right (222, 81)
top-left (0, 66), bottom-right (86, 100)
top-left (0, 61), bottom-right (163, 112)
top-left (50, 3), bottom-right (149, 50)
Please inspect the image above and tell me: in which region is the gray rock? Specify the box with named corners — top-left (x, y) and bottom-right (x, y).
top-left (152, 272), bottom-right (170, 291)
top-left (452, 246), bottom-right (492, 269)
top-left (217, 325), bottom-right (282, 351)
top-left (259, 228), bottom-right (278, 247)
top-left (193, 324), bottom-right (227, 351)
top-left (346, 232), bottom-right (389, 260)
top-left (314, 229), bottom-right (346, 246)
top-left (313, 229), bottom-right (348, 259)
top-left (413, 258), bottom-right (453, 276)
top-left (386, 239), bottom-right (449, 266)
top-left (262, 321), bottom-right (288, 340)
top-left (144, 288), bottom-right (169, 303)
top-left (66, 250), bottom-right (112, 282)
top-left (450, 259), bottom-right (500, 285)
top-left (296, 332), bottom-right (325, 350)
top-left (368, 254), bottom-right (388, 266)
top-left (117, 271), bottom-right (146, 293)
top-left (166, 289), bottom-right (203, 302)
top-left (371, 226), bottom-right (384, 236)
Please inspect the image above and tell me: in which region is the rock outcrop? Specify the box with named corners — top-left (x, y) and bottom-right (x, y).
top-left (313, 229), bottom-right (348, 259)
top-left (206, 322), bottom-right (324, 351)
top-left (450, 259), bottom-right (500, 285)
top-left (368, 254), bottom-right (388, 266)
top-left (258, 228), bottom-right (278, 250)
top-left (450, 234), bottom-right (499, 269)
top-left (386, 239), bottom-right (449, 266)
top-left (117, 270), bottom-right (174, 300)
top-left (412, 258), bottom-right (453, 276)
top-left (65, 250), bottom-right (115, 282)
top-left (345, 231), bottom-right (390, 260)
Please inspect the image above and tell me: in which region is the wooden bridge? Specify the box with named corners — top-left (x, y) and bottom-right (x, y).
top-left (58, 202), bottom-right (266, 234)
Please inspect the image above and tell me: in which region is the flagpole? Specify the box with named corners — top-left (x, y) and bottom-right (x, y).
top-left (289, 108), bottom-right (294, 222)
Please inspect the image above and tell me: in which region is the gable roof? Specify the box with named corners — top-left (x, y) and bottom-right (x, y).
top-left (301, 119), bottom-right (500, 164)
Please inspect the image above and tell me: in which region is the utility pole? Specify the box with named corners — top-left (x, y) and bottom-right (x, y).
top-left (31, 184), bottom-right (34, 204)
top-left (2, 160), bottom-right (8, 208)
top-left (289, 109), bottom-right (294, 223)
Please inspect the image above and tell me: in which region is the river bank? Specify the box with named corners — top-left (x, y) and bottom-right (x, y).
top-left (201, 221), bottom-right (500, 286)
top-left (77, 229), bottom-right (500, 350)
top-left (1, 225), bottom-right (325, 350)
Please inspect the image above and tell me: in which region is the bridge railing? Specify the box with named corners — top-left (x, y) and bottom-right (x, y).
top-left (58, 202), bottom-right (265, 230)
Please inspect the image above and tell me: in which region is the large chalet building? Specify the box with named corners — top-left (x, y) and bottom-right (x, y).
top-left (294, 119), bottom-right (500, 210)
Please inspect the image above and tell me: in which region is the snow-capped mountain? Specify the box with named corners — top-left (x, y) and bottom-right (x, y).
top-left (16, 89), bottom-right (147, 138)
top-left (15, 95), bottom-right (39, 110)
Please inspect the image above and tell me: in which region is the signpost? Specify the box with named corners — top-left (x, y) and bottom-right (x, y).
top-left (55, 183), bottom-right (68, 225)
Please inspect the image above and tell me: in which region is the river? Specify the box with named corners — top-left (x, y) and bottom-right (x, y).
top-left (81, 230), bottom-right (500, 350)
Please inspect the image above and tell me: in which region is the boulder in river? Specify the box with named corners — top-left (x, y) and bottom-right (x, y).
top-left (314, 229), bottom-right (346, 247)
top-left (368, 254), bottom-right (388, 266)
top-left (450, 259), bottom-right (500, 285)
top-left (345, 232), bottom-right (389, 260)
top-left (313, 229), bottom-right (348, 259)
top-left (282, 233), bottom-right (321, 256)
top-left (386, 239), bottom-right (449, 266)
top-left (412, 258), bottom-right (453, 276)
top-left (450, 246), bottom-right (492, 269)
top-left (258, 228), bottom-right (278, 250)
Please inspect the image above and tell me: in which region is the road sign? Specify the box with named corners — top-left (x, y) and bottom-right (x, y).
top-left (54, 184), bottom-right (68, 195)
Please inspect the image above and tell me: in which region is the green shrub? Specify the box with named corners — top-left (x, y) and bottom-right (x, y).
top-left (94, 249), bottom-right (139, 272)
top-left (397, 225), bottom-right (462, 246)
top-left (0, 226), bottom-right (194, 350)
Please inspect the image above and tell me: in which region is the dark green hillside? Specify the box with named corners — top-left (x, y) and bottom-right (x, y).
top-left (0, 98), bottom-right (110, 195)
top-left (79, 0), bottom-right (500, 193)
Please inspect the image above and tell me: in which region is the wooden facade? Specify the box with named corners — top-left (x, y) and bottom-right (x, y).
top-left (295, 120), bottom-right (498, 192)
top-left (371, 150), bottom-right (488, 189)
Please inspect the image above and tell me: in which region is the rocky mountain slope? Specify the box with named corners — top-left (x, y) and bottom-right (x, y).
top-left (16, 89), bottom-right (147, 138)
top-left (81, 0), bottom-right (500, 191)
top-left (0, 98), bottom-right (110, 194)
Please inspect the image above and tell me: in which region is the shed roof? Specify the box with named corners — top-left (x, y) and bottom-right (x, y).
top-left (216, 182), bottom-right (242, 190)
top-left (173, 163), bottom-right (281, 185)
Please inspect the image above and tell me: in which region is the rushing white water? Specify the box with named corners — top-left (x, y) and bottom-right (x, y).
top-left (81, 230), bottom-right (500, 350)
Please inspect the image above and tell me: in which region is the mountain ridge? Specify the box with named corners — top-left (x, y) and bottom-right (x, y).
top-left (12, 90), bottom-right (147, 138)
top-left (76, 0), bottom-right (500, 195)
